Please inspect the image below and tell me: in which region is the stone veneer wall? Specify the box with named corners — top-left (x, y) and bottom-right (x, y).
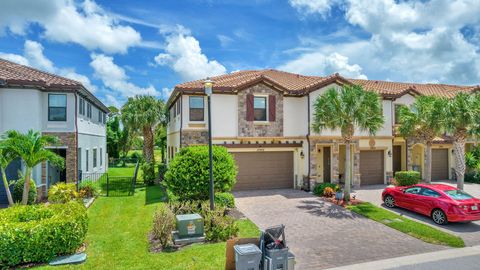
top-left (42, 132), bottom-right (77, 183)
top-left (181, 130), bottom-right (208, 147)
top-left (238, 83), bottom-right (283, 137)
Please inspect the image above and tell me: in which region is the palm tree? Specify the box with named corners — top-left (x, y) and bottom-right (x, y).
top-left (444, 93), bottom-right (480, 190)
top-left (397, 96), bottom-right (448, 183)
top-left (5, 130), bottom-right (64, 205)
top-left (313, 85), bottom-right (384, 201)
top-left (0, 141), bottom-right (16, 206)
top-left (121, 96), bottom-right (165, 164)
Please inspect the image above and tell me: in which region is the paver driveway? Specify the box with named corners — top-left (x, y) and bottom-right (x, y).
top-left (354, 181), bottom-right (480, 246)
top-left (234, 189), bottom-right (444, 270)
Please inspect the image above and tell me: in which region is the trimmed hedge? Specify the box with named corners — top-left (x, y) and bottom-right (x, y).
top-left (0, 201), bottom-right (88, 267)
top-left (465, 172), bottom-right (480, 184)
top-left (313, 183), bottom-right (337, 196)
top-left (394, 171), bottom-right (421, 186)
top-left (214, 192), bottom-right (235, 208)
top-left (164, 146), bottom-right (237, 201)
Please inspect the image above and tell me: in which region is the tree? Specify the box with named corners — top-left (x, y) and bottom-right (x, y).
top-left (397, 96), bottom-right (448, 183)
top-left (121, 96), bottom-right (165, 164)
top-left (106, 106), bottom-right (122, 159)
top-left (4, 130), bottom-right (64, 205)
top-left (155, 124), bottom-right (167, 163)
top-left (312, 85), bottom-right (384, 201)
top-left (444, 93), bottom-right (480, 190)
top-left (0, 140), bottom-right (16, 206)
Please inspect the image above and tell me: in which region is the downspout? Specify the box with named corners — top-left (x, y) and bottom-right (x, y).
top-left (306, 94), bottom-right (311, 191)
top-left (179, 95), bottom-right (183, 149)
top-left (74, 92), bottom-right (79, 189)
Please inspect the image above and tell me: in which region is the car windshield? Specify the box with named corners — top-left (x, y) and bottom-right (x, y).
top-left (444, 190), bottom-right (474, 200)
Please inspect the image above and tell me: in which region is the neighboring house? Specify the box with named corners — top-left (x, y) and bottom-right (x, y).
top-left (0, 58), bottom-right (108, 204)
top-left (166, 69), bottom-right (480, 191)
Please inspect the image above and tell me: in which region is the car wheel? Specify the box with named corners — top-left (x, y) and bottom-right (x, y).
top-left (384, 195), bottom-right (395, 208)
top-left (432, 209), bottom-right (448, 225)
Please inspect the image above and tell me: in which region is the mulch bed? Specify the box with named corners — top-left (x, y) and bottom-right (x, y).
top-left (319, 196), bottom-right (364, 207)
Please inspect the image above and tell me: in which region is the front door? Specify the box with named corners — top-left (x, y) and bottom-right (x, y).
top-left (323, 147), bottom-right (331, 183)
top-left (393, 145), bottom-right (402, 176)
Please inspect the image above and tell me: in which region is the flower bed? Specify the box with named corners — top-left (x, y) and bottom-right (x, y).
top-left (0, 201), bottom-right (88, 268)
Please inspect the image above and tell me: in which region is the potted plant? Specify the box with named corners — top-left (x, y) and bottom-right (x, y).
top-left (335, 185), bottom-right (344, 200)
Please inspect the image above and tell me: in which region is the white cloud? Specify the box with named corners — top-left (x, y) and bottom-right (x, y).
top-left (0, 0), bottom-right (141, 54)
top-left (0, 40), bottom-right (97, 92)
top-left (217, 34), bottom-right (234, 48)
top-left (154, 28), bottom-right (227, 81)
top-left (289, 0), bottom-right (339, 17)
top-left (161, 87), bottom-right (173, 99)
top-left (90, 53), bottom-right (158, 97)
top-left (278, 52), bottom-right (367, 79)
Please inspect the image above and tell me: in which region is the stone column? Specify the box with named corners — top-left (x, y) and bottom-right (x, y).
top-left (331, 141), bottom-right (340, 184)
top-left (309, 140), bottom-right (318, 189)
top-left (353, 140), bottom-right (361, 187)
top-left (406, 138), bottom-right (414, 171)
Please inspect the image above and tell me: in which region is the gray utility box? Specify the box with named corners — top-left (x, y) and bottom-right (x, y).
top-left (234, 244), bottom-right (262, 270)
top-left (264, 248), bottom-right (289, 270)
top-left (173, 214), bottom-right (205, 245)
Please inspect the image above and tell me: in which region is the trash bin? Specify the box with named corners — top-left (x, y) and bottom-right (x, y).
top-left (261, 225), bottom-right (290, 270)
top-left (234, 243), bottom-right (262, 270)
top-left (264, 248), bottom-right (288, 270)
top-left (287, 251), bottom-right (295, 270)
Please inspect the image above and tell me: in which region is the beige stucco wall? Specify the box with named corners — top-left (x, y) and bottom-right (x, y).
top-left (284, 96), bottom-right (308, 136)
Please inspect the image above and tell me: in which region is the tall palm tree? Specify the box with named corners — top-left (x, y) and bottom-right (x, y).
top-left (0, 141), bottom-right (16, 206)
top-left (313, 85), bottom-right (384, 201)
top-left (5, 130), bottom-right (64, 205)
top-left (444, 93), bottom-right (480, 190)
top-left (397, 96), bottom-right (448, 183)
top-left (121, 95), bottom-right (165, 164)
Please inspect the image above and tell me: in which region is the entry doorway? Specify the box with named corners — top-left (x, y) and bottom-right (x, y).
top-left (323, 147), bottom-right (331, 183)
top-left (392, 145), bottom-right (402, 175)
top-left (48, 149), bottom-right (67, 186)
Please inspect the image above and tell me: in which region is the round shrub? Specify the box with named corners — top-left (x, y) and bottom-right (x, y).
top-left (13, 178), bottom-right (37, 205)
top-left (164, 146), bottom-right (237, 201)
top-left (313, 183), bottom-right (337, 197)
top-left (394, 171), bottom-right (421, 186)
top-left (214, 192), bottom-right (235, 208)
top-left (48, 183), bottom-right (80, 204)
top-left (0, 201), bottom-right (88, 267)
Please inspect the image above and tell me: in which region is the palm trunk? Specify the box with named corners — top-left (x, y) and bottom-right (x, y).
top-left (344, 141), bottom-right (351, 201)
top-left (1, 167), bottom-right (14, 206)
top-left (143, 126), bottom-right (154, 164)
top-left (425, 141), bottom-right (432, 183)
top-left (21, 167), bottom-right (32, 205)
top-left (454, 134), bottom-right (466, 190)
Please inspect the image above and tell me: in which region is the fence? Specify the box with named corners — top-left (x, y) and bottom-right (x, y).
top-left (78, 161), bottom-right (139, 197)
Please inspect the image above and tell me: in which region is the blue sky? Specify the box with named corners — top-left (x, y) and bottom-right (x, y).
top-left (0, 0), bottom-right (479, 107)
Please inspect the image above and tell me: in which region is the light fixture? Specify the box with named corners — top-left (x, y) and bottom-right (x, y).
top-left (204, 77), bottom-right (213, 96)
top-left (300, 150), bottom-right (305, 159)
top-left (204, 77), bottom-right (214, 210)
top-left (387, 150), bottom-right (392, 157)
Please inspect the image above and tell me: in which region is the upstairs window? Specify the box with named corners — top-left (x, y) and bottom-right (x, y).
top-left (93, 148), bottom-right (97, 168)
top-left (98, 110), bottom-right (102, 122)
top-left (48, 94), bottom-right (67, 121)
top-left (394, 104), bottom-right (402, 125)
top-left (253, 96), bottom-right (267, 121)
top-left (79, 98), bottom-right (85, 115)
top-left (189, 96), bottom-right (204, 121)
top-left (87, 103), bottom-right (92, 118)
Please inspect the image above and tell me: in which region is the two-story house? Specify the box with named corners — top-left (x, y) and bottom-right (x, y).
top-left (0, 58), bottom-right (108, 204)
top-left (166, 69), bottom-right (479, 191)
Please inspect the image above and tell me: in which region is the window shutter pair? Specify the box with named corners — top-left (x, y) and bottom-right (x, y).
top-left (246, 94), bottom-right (275, 122)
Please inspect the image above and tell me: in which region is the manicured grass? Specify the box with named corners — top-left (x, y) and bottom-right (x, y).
top-left (128, 149), bottom-right (163, 162)
top-left (347, 203), bottom-right (465, 248)
top-left (37, 186), bottom-right (259, 270)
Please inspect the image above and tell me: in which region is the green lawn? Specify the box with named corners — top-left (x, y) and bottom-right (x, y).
top-left (347, 203), bottom-right (465, 248)
top-left (37, 185), bottom-right (259, 270)
top-left (128, 149), bottom-right (163, 163)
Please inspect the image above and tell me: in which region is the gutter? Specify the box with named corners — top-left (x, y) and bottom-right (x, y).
top-left (74, 93), bottom-right (79, 185)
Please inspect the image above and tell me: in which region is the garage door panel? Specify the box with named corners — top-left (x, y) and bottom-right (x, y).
top-left (360, 150), bottom-right (384, 185)
top-left (432, 149), bottom-right (448, 181)
top-left (232, 151), bottom-right (294, 190)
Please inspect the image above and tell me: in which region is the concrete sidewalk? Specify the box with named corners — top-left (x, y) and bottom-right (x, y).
top-left (327, 245), bottom-right (480, 270)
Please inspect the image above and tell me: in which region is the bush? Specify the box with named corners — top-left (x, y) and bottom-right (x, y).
top-left (152, 205), bottom-right (175, 248)
top-left (130, 151), bottom-right (143, 160)
top-left (313, 183), bottom-right (337, 196)
top-left (465, 172), bottom-right (480, 184)
top-left (323, 187), bottom-right (335, 197)
top-left (0, 201), bottom-right (88, 267)
top-left (13, 178), bottom-right (37, 205)
top-left (167, 201), bottom-right (238, 242)
top-left (142, 162), bottom-right (156, 185)
top-left (394, 171), bottom-right (421, 186)
top-left (214, 192), bottom-right (235, 208)
top-left (48, 183), bottom-right (80, 204)
top-left (164, 146), bottom-right (237, 201)
top-left (158, 163), bottom-right (167, 181)
top-left (79, 181), bottom-right (99, 198)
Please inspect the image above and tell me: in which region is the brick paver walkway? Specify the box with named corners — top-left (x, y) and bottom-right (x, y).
top-left (234, 189), bottom-right (445, 270)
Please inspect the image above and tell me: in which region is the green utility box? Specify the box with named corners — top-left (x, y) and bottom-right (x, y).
top-left (173, 214), bottom-right (205, 245)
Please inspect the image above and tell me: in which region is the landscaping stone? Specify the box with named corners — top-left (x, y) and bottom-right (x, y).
top-left (49, 253), bottom-right (86, 266)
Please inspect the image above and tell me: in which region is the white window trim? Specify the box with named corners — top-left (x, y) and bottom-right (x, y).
top-left (188, 96), bottom-right (206, 124)
top-left (253, 94), bottom-right (269, 123)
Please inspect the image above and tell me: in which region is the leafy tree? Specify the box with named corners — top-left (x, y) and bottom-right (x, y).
top-left (4, 130), bottom-right (64, 205)
top-left (444, 93), bottom-right (480, 189)
top-left (155, 124), bottom-right (167, 163)
top-left (121, 96), bottom-right (165, 164)
top-left (312, 85), bottom-right (384, 201)
top-left (0, 140), bottom-right (16, 206)
top-left (397, 96), bottom-right (448, 183)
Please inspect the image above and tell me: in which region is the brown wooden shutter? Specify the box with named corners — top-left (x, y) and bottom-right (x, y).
top-left (246, 94), bottom-right (254, 121)
top-left (268, 95), bottom-right (276, 122)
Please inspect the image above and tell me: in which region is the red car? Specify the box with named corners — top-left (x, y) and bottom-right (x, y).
top-left (382, 184), bottom-right (480, 225)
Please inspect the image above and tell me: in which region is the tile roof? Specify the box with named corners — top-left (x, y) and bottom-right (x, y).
top-left (169, 69), bottom-right (479, 105)
top-left (0, 58), bottom-right (108, 112)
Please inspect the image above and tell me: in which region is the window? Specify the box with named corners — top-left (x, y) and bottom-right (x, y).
top-left (79, 98), bottom-right (85, 115)
top-left (444, 190), bottom-right (474, 200)
top-left (420, 188), bottom-right (440, 198)
top-left (86, 149), bottom-right (89, 172)
top-left (254, 96), bottom-right (267, 121)
top-left (177, 99), bottom-right (181, 115)
top-left (103, 113), bottom-right (106, 124)
top-left (93, 148), bottom-right (97, 168)
top-left (189, 96), bottom-right (204, 121)
top-left (48, 94), bottom-right (67, 121)
top-left (100, 148), bottom-right (103, 166)
top-left (87, 103), bottom-right (92, 118)
top-left (405, 187), bottom-right (421, 194)
top-left (98, 110), bottom-right (102, 122)
top-left (394, 104), bottom-right (402, 125)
